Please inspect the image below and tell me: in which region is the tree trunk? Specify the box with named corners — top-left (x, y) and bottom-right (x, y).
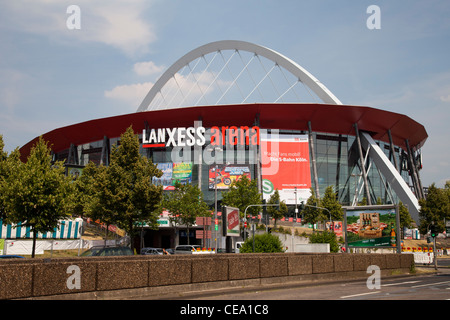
top-left (129, 219), bottom-right (134, 253)
top-left (104, 223), bottom-right (109, 247)
top-left (31, 226), bottom-right (37, 258)
top-left (187, 225), bottom-right (190, 245)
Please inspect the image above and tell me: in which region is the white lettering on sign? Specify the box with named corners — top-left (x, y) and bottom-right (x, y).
top-left (142, 125), bottom-right (259, 148)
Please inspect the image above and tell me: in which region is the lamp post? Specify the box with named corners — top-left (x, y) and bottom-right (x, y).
top-left (294, 187), bottom-right (298, 223)
top-left (207, 146), bottom-right (223, 250)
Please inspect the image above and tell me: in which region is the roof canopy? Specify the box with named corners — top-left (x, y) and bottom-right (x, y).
top-left (20, 103), bottom-right (427, 160)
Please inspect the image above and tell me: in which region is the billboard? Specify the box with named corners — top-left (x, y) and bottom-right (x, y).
top-left (208, 164), bottom-right (251, 190)
top-left (222, 206), bottom-right (240, 237)
top-left (152, 162), bottom-right (193, 190)
top-left (152, 163), bottom-right (174, 190)
top-left (172, 162), bottom-right (193, 184)
top-left (261, 133), bottom-right (311, 204)
top-left (343, 205), bottom-right (400, 251)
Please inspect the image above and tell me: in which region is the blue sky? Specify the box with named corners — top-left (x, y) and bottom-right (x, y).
top-left (0, 0), bottom-right (449, 187)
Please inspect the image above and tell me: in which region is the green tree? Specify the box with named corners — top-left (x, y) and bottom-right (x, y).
top-left (267, 189), bottom-right (288, 227)
top-left (302, 187), bottom-right (324, 229)
top-left (0, 135), bottom-right (17, 222)
top-left (72, 161), bottom-right (99, 217)
top-left (445, 181), bottom-right (450, 219)
top-left (321, 185), bottom-right (343, 221)
top-left (1, 137), bottom-right (74, 258)
top-left (221, 175), bottom-right (262, 218)
top-left (83, 163), bottom-right (119, 245)
top-left (163, 181), bottom-right (210, 244)
top-left (418, 183), bottom-right (447, 234)
top-left (239, 232), bottom-right (284, 253)
top-left (398, 201), bottom-right (414, 229)
top-left (86, 127), bottom-right (163, 251)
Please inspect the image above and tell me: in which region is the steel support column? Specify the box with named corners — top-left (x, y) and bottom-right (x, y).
top-left (255, 113), bottom-right (262, 195)
top-left (354, 124), bottom-right (372, 205)
top-left (405, 139), bottom-right (424, 200)
top-left (100, 136), bottom-right (110, 166)
top-left (335, 134), bottom-right (342, 197)
top-left (195, 118), bottom-right (203, 191)
top-left (360, 132), bottom-right (420, 223)
top-left (308, 121), bottom-right (320, 199)
top-left (387, 129), bottom-right (399, 172)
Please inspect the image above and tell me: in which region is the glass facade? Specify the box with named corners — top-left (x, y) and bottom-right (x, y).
top-left (57, 128), bottom-right (414, 210)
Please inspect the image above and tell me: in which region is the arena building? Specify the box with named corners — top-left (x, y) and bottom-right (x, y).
top-left (20, 41), bottom-right (427, 247)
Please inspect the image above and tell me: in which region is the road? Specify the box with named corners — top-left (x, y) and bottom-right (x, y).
top-left (181, 268), bottom-right (450, 301)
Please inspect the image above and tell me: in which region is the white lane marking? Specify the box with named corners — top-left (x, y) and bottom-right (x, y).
top-left (340, 291), bottom-right (381, 299)
top-left (411, 280), bottom-right (450, 288)
top-left (381, 281), bottom-right (421, 287)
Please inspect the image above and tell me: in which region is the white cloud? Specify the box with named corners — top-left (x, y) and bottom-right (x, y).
top-left (1, 0), bottom-right (157, 57)
top-left (133, 61), bottom-right (165, 77)
top-left (440, 95), bottom-right (450, 102)
top-left (104, 82), bottom-right (154, 109)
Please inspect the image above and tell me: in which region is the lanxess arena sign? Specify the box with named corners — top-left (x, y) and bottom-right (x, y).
top-left (142, 125), bottom-right (260, 148)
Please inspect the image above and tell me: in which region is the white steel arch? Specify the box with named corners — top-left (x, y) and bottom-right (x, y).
top-left (137, 40), bottom-right (342, 112)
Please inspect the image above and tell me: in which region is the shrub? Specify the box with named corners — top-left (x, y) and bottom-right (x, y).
top-left (239, 233), bottom-right (284, 253)
top-left (309, 231), bottom-right (340, 253)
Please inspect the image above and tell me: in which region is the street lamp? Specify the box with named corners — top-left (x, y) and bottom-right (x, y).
top-left (206, 146), bottom-right (223, 250)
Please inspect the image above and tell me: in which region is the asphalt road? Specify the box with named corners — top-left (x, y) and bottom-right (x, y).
top-left (182, 266), bottom-right (450, 301)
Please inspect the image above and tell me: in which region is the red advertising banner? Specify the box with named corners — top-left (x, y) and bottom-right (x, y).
top-left (223, 206), bottom-right (240, 237)
top-left (261, 133), bottom-right (311, 204)
top-left (227, 209), bottom-right (239, 230)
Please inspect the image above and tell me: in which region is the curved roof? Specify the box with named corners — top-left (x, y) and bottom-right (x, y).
top-left (20, 103), bottom-right (427, 160)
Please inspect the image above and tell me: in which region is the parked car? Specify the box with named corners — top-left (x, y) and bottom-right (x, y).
top-left (174, 245), bottom-right (201, 254)
top-left (235, 241), bottom-right (245, 253)
top-left (141, 247), bottom-right (165, 255)
top-left (0, 255), bottom-right (25, 259)
top-left (80, 246), bottom-right (134, 257)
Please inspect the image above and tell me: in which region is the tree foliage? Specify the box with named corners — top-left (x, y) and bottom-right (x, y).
top-left (398, 201), bottom-right (414, 229)
top-left (83, 126), bottom-right (163, 250)
top-left (0, 136), bottom-right (19, 222)
top-left (221, 175), bottom-right (262, 218)
top-left (267, 189), bottom-right (288, 227)
top-left (321, 185), bottom-right (343, 221)
top-left (302, 187), bottom-right (323, 228)
top-left (163, 181), bottom-right (210, 244)
top-left (418, 183), bottom-right (449, 234)
top-left (0, 136), bottom-right (73, 257)
top-left (309, 231), bottom-right (340, 253)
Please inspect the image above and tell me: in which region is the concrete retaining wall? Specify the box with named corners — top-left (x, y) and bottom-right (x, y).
top-left (0, 253), bottom-right (414, 300)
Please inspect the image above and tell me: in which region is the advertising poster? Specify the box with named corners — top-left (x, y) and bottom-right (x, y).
top-left (223, 206), bottom-right (240, 237)
top-left (208, 164), bottom-right (251, 190)
top-left (152, 163), bottom-right (174, 190)
top-left (326, 221), bottom-right (343, 238)
top-left (153, 162), bottom-right (193, 189)
top-left (344, 205), bottom-right (399, 250)
top-left (261, 133), bottom-right (311, 204)
top-left (172, 162), bottom-right (193, 184)
top-left (65, 165), bottom-right (84, 179)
